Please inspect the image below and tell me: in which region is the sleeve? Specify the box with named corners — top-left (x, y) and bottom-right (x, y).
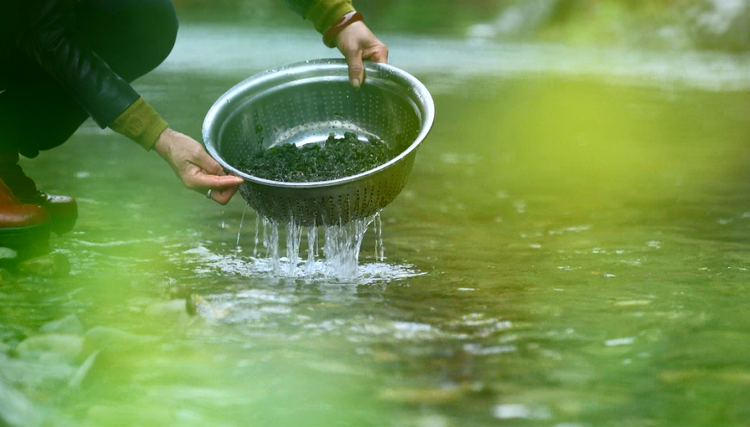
top-left (109, 97), bottom-right (169, 151)
top-left (14, 0), bottom-right (140, 129)
top-left (284, 0), bottom-right (355, 34)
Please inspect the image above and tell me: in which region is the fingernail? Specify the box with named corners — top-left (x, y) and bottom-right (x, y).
top-left (352, 78), bottom-right (361, 89)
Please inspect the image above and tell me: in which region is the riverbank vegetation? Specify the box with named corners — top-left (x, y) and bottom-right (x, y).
top-left (172, 0), bottom-right (750, 52)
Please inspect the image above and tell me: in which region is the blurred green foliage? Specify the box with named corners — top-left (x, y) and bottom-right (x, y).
top-left (172, 0), bottom-right (749, 51)
top-left (172, 0), bottom-right (682, 31)
top-left (172, 0), bottom-right (505, 34)
top-left (538, 0), bottom-right (690, 48)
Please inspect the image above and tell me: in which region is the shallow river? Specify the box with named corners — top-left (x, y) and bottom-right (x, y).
top-left (2, 26), bottom-right (750, 426)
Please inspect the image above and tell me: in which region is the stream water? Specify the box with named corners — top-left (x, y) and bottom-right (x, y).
top-left (2, 26), bottom-right (750, 427)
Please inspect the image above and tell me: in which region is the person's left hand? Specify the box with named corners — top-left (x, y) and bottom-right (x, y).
top-left (336, 21), bottom-right (388, 89)
top-left (154, 128), bottom-right (244, 205)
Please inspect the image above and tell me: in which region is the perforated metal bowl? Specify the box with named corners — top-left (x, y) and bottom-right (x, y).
top-left (202, 59), bottom-right (434, 226)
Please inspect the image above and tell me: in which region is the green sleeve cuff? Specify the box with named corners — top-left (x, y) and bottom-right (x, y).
top-left (108, 98), bottom-right (169, 151)
top-left (305, 0), bottom-right (355, 34)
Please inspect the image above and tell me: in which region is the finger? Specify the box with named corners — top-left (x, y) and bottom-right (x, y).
top-left (364, 44), bottom-right (388, 63)
top-left (193, 149), bottom-right (224, 176)
top-left (210, 186), bottom-right (240, 205)
top-left (345, 50), bottom-right (365, 89)
top-left (187, 172), bottom-right (244, 190)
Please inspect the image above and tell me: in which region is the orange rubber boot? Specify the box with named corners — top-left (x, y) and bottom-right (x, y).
top-left (0, 151), bottom-right (77, 235)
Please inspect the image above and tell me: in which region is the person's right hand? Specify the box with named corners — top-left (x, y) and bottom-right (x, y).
top-left (154, 128), bottom-right (244, 205)
top-left (336, 21), bottom-right (389, 89)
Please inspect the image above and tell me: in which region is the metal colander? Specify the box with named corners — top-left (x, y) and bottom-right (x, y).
top-left (202, 59), bottom-right (435, 226)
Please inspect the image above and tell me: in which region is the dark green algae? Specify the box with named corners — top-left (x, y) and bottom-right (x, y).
top-left (239, 132), bottom-right (396, 182)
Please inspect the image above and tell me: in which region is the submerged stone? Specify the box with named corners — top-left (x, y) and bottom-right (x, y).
top-left (0, 353), bottom-right (77, 388)
top-left (17, 253), bottom-right (70, 278)
top-left (40, 314), bottom-right (85, 335)
top-left (163, 284), bottom-right (194, 300)
top-left (0, 378), bottom-right (41, 427)
top-left (84, 327), bottom-right (159, 350)
top-left (68, 350), bottom-right (100, 388)
top-left (15, 334), bottom-right (94, 364)
top-left (0, 248), bottom-right (17, 261)
top-left (191, 294), bottom-right (228, 321)
top-left (145, 299), bottom-right (195, 322)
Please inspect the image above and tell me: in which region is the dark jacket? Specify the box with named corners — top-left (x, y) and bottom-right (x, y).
top-left (0, 0), bottom-right (317, 129)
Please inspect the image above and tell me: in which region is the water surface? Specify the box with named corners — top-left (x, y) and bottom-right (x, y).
top-left (2, 27), bottom-right (750, 427)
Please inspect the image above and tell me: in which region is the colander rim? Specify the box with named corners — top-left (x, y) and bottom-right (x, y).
top-left (202, 58), bottom-right (434, 189)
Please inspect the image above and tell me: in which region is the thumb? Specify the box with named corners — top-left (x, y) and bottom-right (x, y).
top-left (345, 51), bottom-right (365, 89)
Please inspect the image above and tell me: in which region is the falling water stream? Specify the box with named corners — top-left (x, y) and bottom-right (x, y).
top-left (246, 211), bottom-right (385, 279)
top-left (235, 206), bottom-right (247, 256)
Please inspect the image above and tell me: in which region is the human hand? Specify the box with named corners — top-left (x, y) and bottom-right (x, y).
top-left (336, 21), bottom-right (388, 89)
top-left (154, 128), bottom-right (244, 205)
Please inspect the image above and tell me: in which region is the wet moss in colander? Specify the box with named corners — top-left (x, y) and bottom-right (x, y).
top-left (239, 132), bottom-right (397, 182)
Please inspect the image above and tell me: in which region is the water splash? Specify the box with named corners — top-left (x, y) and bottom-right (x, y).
top-left (184, 244), bottom-right (423, 285)
top-left (222, 211), bottom-right (389, 279)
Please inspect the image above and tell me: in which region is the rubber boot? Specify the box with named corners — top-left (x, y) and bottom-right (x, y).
top-left (0, 151), bottom-right (77, 235)
top-left (0, 179), bottom-right (51, 247)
